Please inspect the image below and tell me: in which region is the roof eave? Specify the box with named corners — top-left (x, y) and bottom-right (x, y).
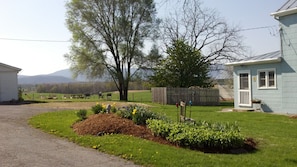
top-left (225, 57), bottom-right (282, 66)
top-left (0, 63), bottom-right (22, 72)
top-left (271, 7), bottom-right (297, 18)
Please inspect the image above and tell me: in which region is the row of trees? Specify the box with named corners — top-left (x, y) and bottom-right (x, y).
top-left (65, 0), bottom-right (244, 100)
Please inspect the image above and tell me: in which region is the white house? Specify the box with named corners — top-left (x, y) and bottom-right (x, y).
top-left (226, 0), bottom-right (297, 114)
top-left (0, 63), bottom-right (21, 102)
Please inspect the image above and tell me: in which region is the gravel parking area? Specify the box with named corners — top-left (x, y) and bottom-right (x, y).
top-left (0, 103), bottom-right (140, 167)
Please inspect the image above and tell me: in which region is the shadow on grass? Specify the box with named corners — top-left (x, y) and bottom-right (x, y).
top-left (219, 101), bottom-right (234, 107)
top-left (195, 138), bottom-right (258, 154)
top-left (285, 158), bottom-right (297, 165)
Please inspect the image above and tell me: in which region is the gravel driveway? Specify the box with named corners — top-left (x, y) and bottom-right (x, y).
top-left (0, 103), bottom-right (140, 167)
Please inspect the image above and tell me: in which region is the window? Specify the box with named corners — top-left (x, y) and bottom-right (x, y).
top-left (258, 69), bottom-right (276, 89)
top-left (239, 73), bottom-right (249, 89)
top-left (259, 72), bottom-right (266, 87)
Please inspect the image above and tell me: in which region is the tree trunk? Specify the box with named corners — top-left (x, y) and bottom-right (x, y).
top-left (123, 85), bottom-right (128, 101)
top-left (118, 77), bottom-right (128, 101)
top-left (119, 88), bottom-right (128, 101)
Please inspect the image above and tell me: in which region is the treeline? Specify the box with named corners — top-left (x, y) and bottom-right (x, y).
top-left (21, 81), bottom-right (150, 94)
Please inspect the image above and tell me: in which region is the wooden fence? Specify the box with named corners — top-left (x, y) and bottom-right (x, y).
top-left (151, 87), bottom-right (219, 106)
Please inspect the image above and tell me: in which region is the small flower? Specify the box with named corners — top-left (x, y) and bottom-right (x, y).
top-left (132, 108), bottom-right (137, 115)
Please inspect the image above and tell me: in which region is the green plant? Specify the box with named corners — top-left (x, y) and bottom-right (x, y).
top-left (92, 103), bottom-right (118, 114)
top-left (18, 88), bottom-right (24, 102)
top-left (91, 103), bottom-right (103, 114)
top-left (111, 105), bottom-right (117, 113)
top-left (132, 106), bottom-right (155, 125)
top-left (146, 119), bottom-right (245, 149)
top-left (76, 109), bottom-right (87, 121)
top-left (116, 106), bottom-right (133, 120)
top-left (117, 105), bottom-right (168, 125)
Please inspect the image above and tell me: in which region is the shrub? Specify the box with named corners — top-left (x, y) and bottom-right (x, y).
top-left (145, 119), bottom-right (172, 138)
top-left (116, 106), bottom-right (133, 120)
top-left (146, 119), bottom-right (245, 149)
top-left (76, 109), bottom-right (87, 121)
top-left (92, 103), bottom-right (103, 114)
top-left (92, 103), bottom-right (117, 114)
top-left (18, 88), bottom-right (24, 102)
top-left (194, 120), bottom-right (241, 132)
top-left (116, 105), bottom-right (168, 125)
top-left (111, 105), bottom-right (117, 113)
top-left (132, 106), bottom-right (155, 125)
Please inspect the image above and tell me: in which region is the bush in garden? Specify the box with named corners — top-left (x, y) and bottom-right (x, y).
top-left (132, 106), bottom-right (155, 125)
top-left (146, 119), bottom-right (245, 149)
top-left (145, 119), bottom-right (173, 138)
top-left (92, 103), bottom-right (117, 114)
top-left (111, 105), bottom-right (117, 113)
top-left (92, 103), bottom-right (103, 114)
top-left (76, 109), bottom-right (87, 121)
top-left (116, 105), bottom-right (134, 120)
top-left (116, 105), bottom-right (168, 125)
top-left (194, 120), bottom-right (241, 132)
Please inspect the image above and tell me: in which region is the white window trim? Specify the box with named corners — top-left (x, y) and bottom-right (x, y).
top-left (238, 70), bottom-right (251, 107)
top-left (257, 68), bottom-right (277, 89)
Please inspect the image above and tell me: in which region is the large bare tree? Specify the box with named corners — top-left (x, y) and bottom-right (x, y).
top-left (161, 0), bottom-right (245, 65)
top-left (65, 0), bottom-right (159, 101)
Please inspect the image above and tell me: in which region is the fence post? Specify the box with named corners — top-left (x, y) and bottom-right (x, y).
top-left (179, 101), bottom-right (186, 122)
top-left (176, 102), bottom-right (179, 122)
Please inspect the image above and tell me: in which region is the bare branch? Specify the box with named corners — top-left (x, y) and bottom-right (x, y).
top-left (161, 0), bottom-right (245, 64)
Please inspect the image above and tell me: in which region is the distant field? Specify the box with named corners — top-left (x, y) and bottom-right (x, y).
top-left (22, 90), bottom-right (152, 103)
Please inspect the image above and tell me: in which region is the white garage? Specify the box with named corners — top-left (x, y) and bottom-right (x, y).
top-left (0, 63), bottom-right (21, 102)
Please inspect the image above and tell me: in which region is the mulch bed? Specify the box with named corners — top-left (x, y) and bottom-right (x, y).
top-left (72, 113), bottom-right (257, 154)
top-left (72, 114), bottom-right (172, 145)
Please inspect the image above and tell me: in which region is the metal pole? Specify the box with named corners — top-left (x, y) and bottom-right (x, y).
top-left (189, 100), bottom-right (192, 118)
top-left (176, 102), bottom-right (179, 122)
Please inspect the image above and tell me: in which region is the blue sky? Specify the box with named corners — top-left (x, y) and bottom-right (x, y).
top-left (0, 0), bottom-right (287, 75)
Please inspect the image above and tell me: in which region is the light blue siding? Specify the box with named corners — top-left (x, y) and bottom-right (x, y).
top-left (279, 13), bottom-right (297, 114)
top-left (232, 12), bottom-right (297, 114)
top-left (233, 69), bottom-right (239, 109)
top-left (234, 63), bottom-right (282, 112)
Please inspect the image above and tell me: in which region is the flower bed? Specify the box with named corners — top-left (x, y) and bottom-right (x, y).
top-left (146, 119), bottom-right (245, 150)
top-left (75, 103), bottom-right (253, 153)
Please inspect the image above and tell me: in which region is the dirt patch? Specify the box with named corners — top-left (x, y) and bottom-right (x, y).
top-left (73, 113), bottom-right (257, 154)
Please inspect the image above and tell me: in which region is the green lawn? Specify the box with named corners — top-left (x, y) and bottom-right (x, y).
top-left (29, 101), bottom-right (297, 167)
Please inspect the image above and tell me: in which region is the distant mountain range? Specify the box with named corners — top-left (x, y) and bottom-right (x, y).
top-left (18, 69), bottom-right (91, 85)
top-left (18, 67), bottom-right (151, 85)
top-left (18, 66), bottom-right (231, 85)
